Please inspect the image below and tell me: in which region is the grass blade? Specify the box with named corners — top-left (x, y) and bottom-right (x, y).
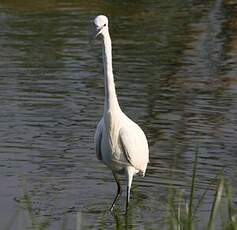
top-left (188, 145), bottom-right (199, 229)
top-left (193, 174), bottom-right (219, 216)
top-left (207, 176), bottom-right (224, 230)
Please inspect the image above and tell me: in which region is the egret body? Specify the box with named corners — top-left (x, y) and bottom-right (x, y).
top-left (93, 15), bottom-right (149, 211)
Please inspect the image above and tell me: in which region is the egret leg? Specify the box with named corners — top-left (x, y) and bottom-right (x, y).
top-left (125, 166), bottom-right (135, 211)
top-left (110, 171), bottom-right (122, 212)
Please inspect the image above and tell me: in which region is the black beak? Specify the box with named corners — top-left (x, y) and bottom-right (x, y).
top-left (89, 26), bottom-right (102, 44)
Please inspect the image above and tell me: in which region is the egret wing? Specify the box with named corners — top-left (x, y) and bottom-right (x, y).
top-left (95, 119), bottom-right (103, 161)
top-left (119, 125), bottom-right (149, 175)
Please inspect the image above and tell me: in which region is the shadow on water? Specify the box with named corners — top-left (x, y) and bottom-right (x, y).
top-left (0, 0), bottom-right (237, 229)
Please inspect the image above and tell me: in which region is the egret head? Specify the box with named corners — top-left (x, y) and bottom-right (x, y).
top-left (92, 15), bottom-right (109, 40)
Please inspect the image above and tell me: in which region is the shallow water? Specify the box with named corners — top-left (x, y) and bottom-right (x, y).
top-left (0, 0), bottom-right (237, 229)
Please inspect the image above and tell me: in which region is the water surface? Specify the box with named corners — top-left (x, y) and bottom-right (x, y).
top-left (0, 0), bottom-right (237, 229)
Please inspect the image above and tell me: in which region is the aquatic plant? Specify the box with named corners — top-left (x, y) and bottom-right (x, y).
top-left (165, 148), bottom-right (237, 230)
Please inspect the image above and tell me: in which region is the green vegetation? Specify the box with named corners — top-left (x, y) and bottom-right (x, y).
top-left (165, 149), bottom-right (237, 230)
top-left (5, 184), bottom-right (51, 230)
top-left (5, 151), bottom-right (237, 230)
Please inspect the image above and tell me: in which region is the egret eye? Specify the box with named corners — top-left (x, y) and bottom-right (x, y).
top-left (104, 23), bottom-right (106, 27)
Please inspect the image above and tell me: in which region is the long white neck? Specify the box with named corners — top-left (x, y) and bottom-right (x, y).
top-left (102, 30), bottom-right (120, 113)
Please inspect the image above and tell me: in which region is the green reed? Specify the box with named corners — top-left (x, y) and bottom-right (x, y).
top-left (166, 148), bottom-right (237, 230)
top-left (4, 149), bottom-right (237, 230)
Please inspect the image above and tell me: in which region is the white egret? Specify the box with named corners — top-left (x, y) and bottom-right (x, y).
top-left (92, 15), bottom-right (149, 211)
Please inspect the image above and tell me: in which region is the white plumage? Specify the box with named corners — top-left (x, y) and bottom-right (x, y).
top-left (92, 15), bottom-right (149, 211)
